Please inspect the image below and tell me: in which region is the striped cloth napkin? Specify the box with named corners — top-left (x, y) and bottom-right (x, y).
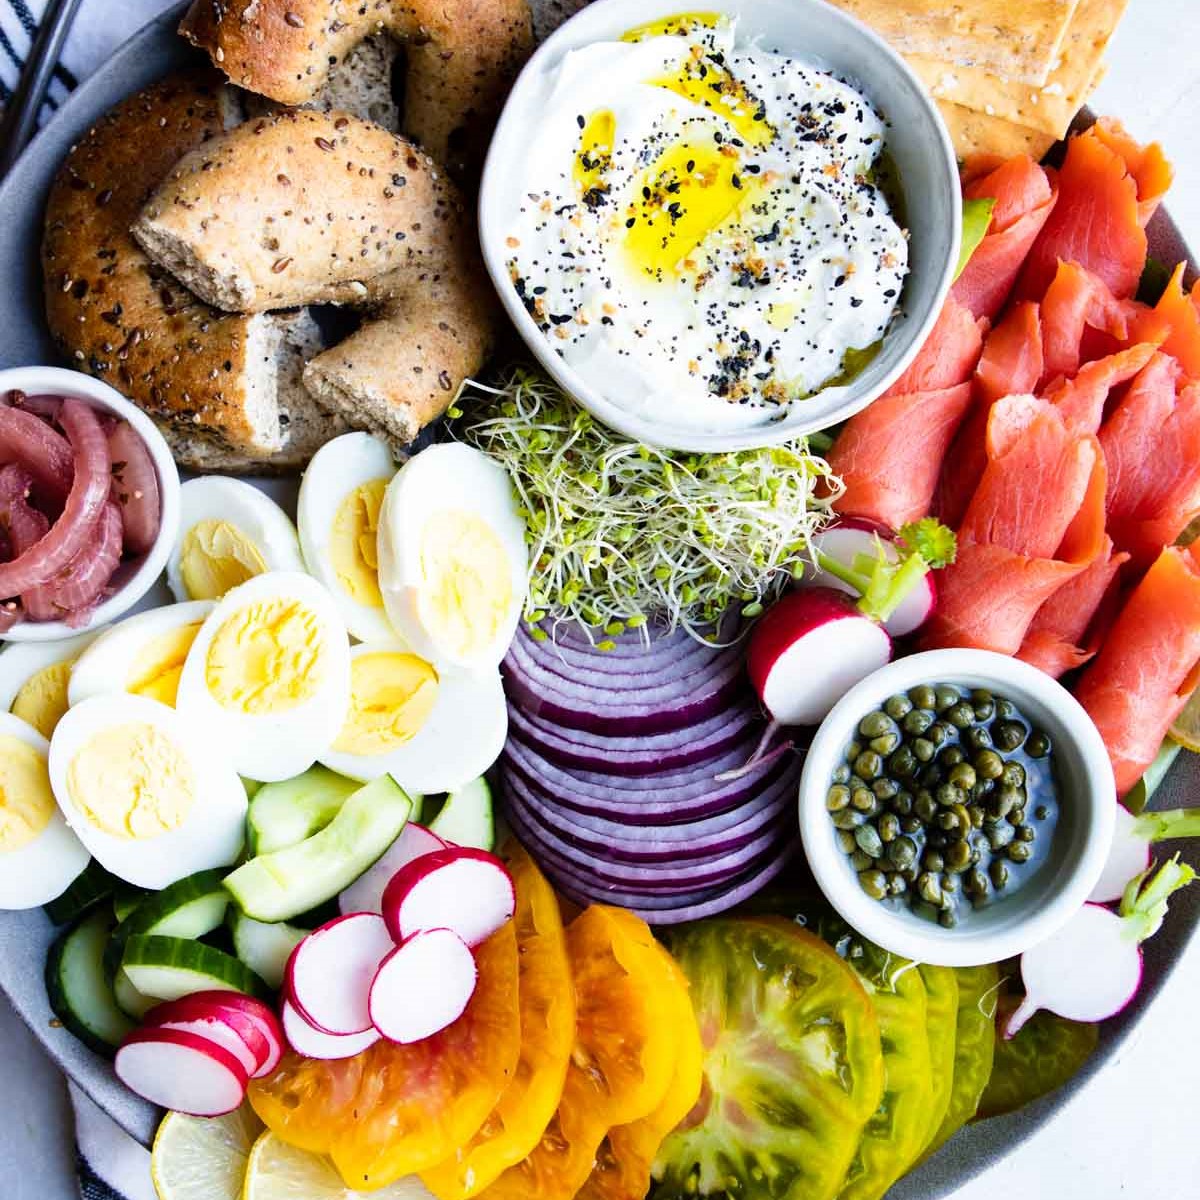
top-left (4, 5), bottom-right (182, 1192)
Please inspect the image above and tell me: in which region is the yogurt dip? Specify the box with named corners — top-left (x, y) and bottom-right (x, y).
top-left (506, 13), bottom-right (910, 434)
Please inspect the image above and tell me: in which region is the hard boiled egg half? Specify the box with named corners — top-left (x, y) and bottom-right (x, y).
top-left (69, 601), bottom-right (214, 707)
top-left (167, 477), bottom-right (303, 603)
top-left (47, 695), bottom-right (245, 889)
top-left (176, 572), bottom-right (351, 782)
top-left (0, 632), bottom-right (99, 739)
top-left (297, 431), bottom-right (397, 642)
top-left (0, 712), bottom-right (90, 909)
top-left (319, 640), bottom-right (507, 794)
top-left (377, 444), bottom-right (527, 672)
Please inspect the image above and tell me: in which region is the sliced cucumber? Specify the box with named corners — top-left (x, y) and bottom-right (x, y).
top-left (44, 859), bottom-right (116, 926)
top-left (241, 776), bottom-right (262, 801)
top-left (229, 911), bottom-right (307, 991)
top-left (246, 765), bottom-right (360, 855)
top-left (45, 908), bottom-right (135, 1057)
top-left (104, 869), bottom-right (229, 983)
top-left (113, 968), bottom-right (158, 1020)
top-left (122, 935), bottom-right (270, 1002)
top-left (225, 775), bottom-right (412, 922)
top-left (113, 885), bottom-right (149, 923)
top-left (407, 791), bottom-right (425, 824)
top-left (429, 775), bottom-right (495, 850)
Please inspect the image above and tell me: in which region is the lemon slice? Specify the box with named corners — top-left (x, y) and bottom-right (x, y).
top-left (1169, 687), bottom-right (1200, 753)
top-left (151, 1106), bottom-right (263, 1200)
top-left (242, 1132), bottom-right (438, 1200)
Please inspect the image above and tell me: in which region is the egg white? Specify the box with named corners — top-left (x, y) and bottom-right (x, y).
top-left (167, 477), bottom-right (304, 603)
top-left (376, 443), bottom-right (528, 673)
top-left (0, 712), bottom-right (92, 909)
top-left (68, 601), bottom-right (215, 707)
top-left (0, 633), bottom-right (100, 736)
top-left (319, 639), bottom-right (508, 794)
top-left (175, 571), bottom-right (352, 782)
top-left (298, 431), bottom-right (397, 643)
top-left (47, 695), bottom-right (244, 890)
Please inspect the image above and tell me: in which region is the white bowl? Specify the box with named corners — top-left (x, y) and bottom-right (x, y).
top-left (0, 367), bottom-right (180, 642)
top-left (478, 0), bottom-right (961, 453)
top-left (798, 650), bottom-right (1116, 967)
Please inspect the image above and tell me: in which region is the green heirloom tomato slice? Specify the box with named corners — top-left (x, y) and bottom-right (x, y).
top-left (652, 917), bottom-right (884, 1200)
top-left (916, 964), bottom-right (959, 1157)
top-left (924, 964), bottom-right (1000, 1157)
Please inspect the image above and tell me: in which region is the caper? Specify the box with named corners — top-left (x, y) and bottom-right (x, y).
top-left (887, 836), bottom-right (917, 869)
top-left (964, 725), bottom-right (993, 752)
top-left (934, 685), bottom-right (960, 713)
top-left (832, 809), bottom-right (866, 830)
top-left (851, 787), bottom-right (876, 812)
top-left (908, 684), bottom-right (937, 710)
top-left (945, 840), bottom-right (973, 872)
top-left (1007, 841), bottom-right (1033, 863)
top-left (927, 829), bottom-right (948, 849)
top-left (947, 701), bottom-right (975, 729)
top-left (995, 698), bottom-right (1017, 720)
top-left (854, 751), bottom-right (883, 780)
top-left (872, 777), bottom-right (900, 801)
top-left (972, 698), bottom-right (996, 722)
top-left (892, 790), bottom-right (914, 816)
top-left (901, 864), bottom-right (920, 883)
top-left (1035, 804), bottom-right (1050, 820)
top-left (870, 732), bottom-right (901, 756)
top-left (850, 849), bottom-right (873, 871)
top-left (963, 867), bottom-right (988, 896)
top-left (1009, 806), bottom-right (1026, 825)
top-left (878, 812), bottom-right (901, 844)
top-left (858, 869), bottom-right (888, 899)
top-left (831, 763), bottom-right (852, 785)
top-left (917, 872), bottom-right (943, 905)
top-left (941, 872), bottom-right (959, 894)
top-left (836, 829), bottom-right (857, 854)
top-left (889, 745), bottom-right (917, 778)
top-left (985, 820), bottom-right (1015, 850)
top-left (970, 688), bottom-right (994, 707)
top-left (948, 762), bottom-right (977, 790)
top-left (936, 782), bottom-right (965, 808)
top-left (901, 816), bottom-right (923, 835)
top-left (967, 804), bottom-right (985, 828)
top-left (854, 824), bottom-right (884, 859)
top-left (1016, 824), bottom-right (1036, 843)
top-left (993, 720), bottom-right (1027, 751)
top-left (939, 745), bottom-right (966, 769)
top-left (938, 907), bottom-right (959, 928)
top-left (927, 722), bottom-right (951, 747)
top-left (1001, 760), bottom-right (1027, 789)
top-left (922, 850), bottom-right (945, 874)
top-left (1026, 731), bottom-right (1051, 758)
top-left (914, 792), bottom-right (937, 823)
top-left (990, 786), bottom-right (1021, 819)
top-left (885, 694), bottom-right (913, 720)
top-left (938, 809), bottom-right (963, 833)
top-left (903, 708), bottom-right (934, 736)
top-left (844, 738), bottom-right (863, 762)
top-left (888, 874), bottom-right (908, 896)
top-left (918, 764), bottom-right (943, 789)
top-left (975, 749), bottom-right (1005, 780)
top-left (826, 784), bottom-right (852, 811)
top-left (989, 860), bottom-right (1010, 889)
top-left (913, 737), bottom-right (935, 763)
top-left (858, 711), bottom-right (896, 739)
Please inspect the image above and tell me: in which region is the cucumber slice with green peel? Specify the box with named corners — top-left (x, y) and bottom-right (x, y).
top-left (113, 885), bottom-right (149, 924)
top-left (122, 935), bottom-right (270, 1002)
top-left (241, 777), bottom-right (262, 801)
top-left (104, 869), bottom-right (230, 983)
top-left (407, 792), bottom-right (425, 824)
top-left (246, 765), bottom-right (360, 855)
top-left (225, 775), bottom-right (412, 922)
top-left (44, 860), bottom-right (116, 926)
top-left (229, 912), bottom-right (307, 991)
top-left (113, 968), bottom-right (158, 1020)
top-left (45, 908), bottom-right (135, 1057)
top-left (429, 776), bottom-right (495, 850)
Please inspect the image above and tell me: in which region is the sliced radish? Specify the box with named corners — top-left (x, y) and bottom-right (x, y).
top-left (286, 912), bottom-right (394, 1036)
top-left (152, 1018), bottom-right (260, 1078)
top-left (381, 847), bottom-right (516, 947)
top-left (142, 991), bottom-right (283, 1079)
top-left (338, 824), bottom-right (447, 916)
top-left (1089, 803), bottom-right (1200, 904)
top-left (806, 518), bottom-right (937, 638)
top-left (747, 589), bottom-right (893, 727)
top-left (369, 928), bottom-right (477, 1044)
top-left (114, 1027), bottom-right (247, 1117)
top-left (281, 1000), bottom-right (382, 1060)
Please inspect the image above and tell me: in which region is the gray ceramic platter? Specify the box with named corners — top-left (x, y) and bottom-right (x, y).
top-left (0, 3), bottom-right (1197, 1195)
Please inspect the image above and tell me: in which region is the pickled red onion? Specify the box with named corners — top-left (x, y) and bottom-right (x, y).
top-left (37, 502), bottom-right (124, 623)
top-left (0, 404), bottom-right (73, 498)
top-left (108, 422), bottom-right (161, 556)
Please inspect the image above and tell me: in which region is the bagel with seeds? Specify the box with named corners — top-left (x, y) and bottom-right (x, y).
top-left (179, 0), bottom-right (534, 177)
top-left (132, 107), bottom-right (496, 447)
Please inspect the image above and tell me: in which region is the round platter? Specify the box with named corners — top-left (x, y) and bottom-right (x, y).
top-left (0, 3), bottom-right (1197, 1196)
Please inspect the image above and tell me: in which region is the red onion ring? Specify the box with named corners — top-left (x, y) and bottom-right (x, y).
top-left (0, 399), bottom-right (110, 597)
top-left (0, 405), bottom-right (73, 498)
top-left (27, 502), bottom-right (123, 624)
top-left (108, 422), bottom-right (161, 557)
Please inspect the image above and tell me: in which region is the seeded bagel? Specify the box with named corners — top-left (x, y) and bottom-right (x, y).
top-left (178, 0), bottom-right (534, 177)
top-left (42, 70), bottom-right (344, 471)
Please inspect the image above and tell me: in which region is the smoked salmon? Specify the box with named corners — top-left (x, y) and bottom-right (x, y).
top-left (1090, 118), bottom-right (1173, 227)
top-left (1044, 342), bottom-right (1159, 432)
top-left (887, 297), bottom-right (985, 396)
top-left (952, 155), bottom-right (1057, 320)
top-left (1074, 543), bottom-right (1200, 796)
top-left (1038, 261), bottom-right (1132, 386)
top-left (1128, 262), bottom-right (1200, 378)
top-left (1016, 120), bottom-right (1162, 302)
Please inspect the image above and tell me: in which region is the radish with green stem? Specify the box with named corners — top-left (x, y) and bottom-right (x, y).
top-left (1006, 855), bottom-right (1196, 1036)
top-left (1090, 804), bottom-right (1200, 903)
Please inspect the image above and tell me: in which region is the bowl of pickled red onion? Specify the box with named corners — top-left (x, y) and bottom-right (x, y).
top-left (0, 367), bottom-right (180, 641)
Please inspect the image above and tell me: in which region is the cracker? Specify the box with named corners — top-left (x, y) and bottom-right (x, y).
top-left (936, 100), bottom-right (1059, 163)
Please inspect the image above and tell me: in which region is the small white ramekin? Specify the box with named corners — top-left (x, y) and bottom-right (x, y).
top-left (0, 367), bottom-right (180, 642)
top-left (798, 649), bottom-right (1116, 967)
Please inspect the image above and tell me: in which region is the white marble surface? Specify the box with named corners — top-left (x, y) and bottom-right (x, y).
top-left (3, 1), bottom-right (1199, 1196)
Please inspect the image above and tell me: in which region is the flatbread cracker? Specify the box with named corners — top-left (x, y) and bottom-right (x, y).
top-left (936, 100), bottom-right (1059, 163)
top-left (905, 0), bottom-right (1124, 134)
top-left (828, 0), bottom-right (1078, 85)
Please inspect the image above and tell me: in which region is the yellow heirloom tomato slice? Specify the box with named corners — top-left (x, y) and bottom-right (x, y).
top-left (247, 1053), bottom-right (366, 1157)
top-left (422, 844), bottom-right (576, 1200)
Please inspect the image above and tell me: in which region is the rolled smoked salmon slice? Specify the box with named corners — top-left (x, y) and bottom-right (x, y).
top-left (952, 156), bottom-right (1056, 321)
top-left (1100, 354), bottom-right (1200, 567)
top-left (828, 383), bottom-right (973, 529)
top-left (1128, 262), bottom-right (1200, 378)
top-left (1074, 543), bottom-right (1200, 797)
top-left (1016, 121), bottom-right (1165, 302)
top-left (885, 297), bottom-right (985, 397)
top-left (1043, 342), bottom-right (1159, 432)
top-left (1038, 261), bottom-right (1133, 386)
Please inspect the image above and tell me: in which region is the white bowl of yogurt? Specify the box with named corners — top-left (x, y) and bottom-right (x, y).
top-left (479, 0), bottom-right (961, 452)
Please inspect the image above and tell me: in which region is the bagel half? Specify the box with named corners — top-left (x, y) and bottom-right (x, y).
top-left (179, 0), bottom-right (534, 177)
top-left (42, 71), bottom-right (346, 472)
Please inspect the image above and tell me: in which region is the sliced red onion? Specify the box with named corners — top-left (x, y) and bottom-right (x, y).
top-left (108, 422), bottom-right (161, 557)
top-left (513, 621), bottom-right (726, 681)
top-left (0, 399), bottom-right (110, 597)
top-left (0, 405), bottom-right (72, 499)
top-left (1, 465), bottom-right (49, 621)
top-left (10, 393), bottom-right (64, 421)
top-left (37, 502), bottom-right (123, 622)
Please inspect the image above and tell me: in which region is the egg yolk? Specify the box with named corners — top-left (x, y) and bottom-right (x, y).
top-left (0, 734), bottom-right (54, 852)
top-left (127, 622), bottom-right (204, 707)
top-left (66, 722), bottom-right (195, 839)
top-left (333, 652), bottom-right (439, 756)
top-left (205, 598), bottom-right (326, 715)
top-left (180, 519), bottom-right (268, 600)
top-left (417, 511), bottom-right (513, 662)
top-left (330, 479), bottom-right (387, 608)
top-left (574, 109), bottom-right (615, 197)
top-left (10, 661), bottom-right (74, 738)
